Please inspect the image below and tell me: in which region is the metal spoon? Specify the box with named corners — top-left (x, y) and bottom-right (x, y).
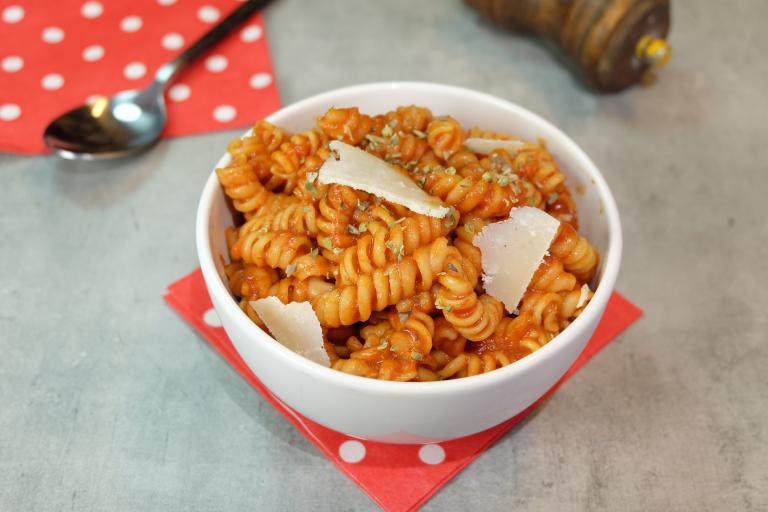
top-left (43, 0), bottom-right (270, 160)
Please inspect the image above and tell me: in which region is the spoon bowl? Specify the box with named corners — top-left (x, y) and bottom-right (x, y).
top-left (43, 86), bottom-right (167, 160)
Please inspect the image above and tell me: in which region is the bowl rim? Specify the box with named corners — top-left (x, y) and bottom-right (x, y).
top-left (196, 81), bottom-right (622, 397)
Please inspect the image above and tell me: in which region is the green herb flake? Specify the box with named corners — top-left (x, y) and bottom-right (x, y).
top-left (444, 167), bottom-right (457, 176)
top-left (358, 222), bottom-right (368, 233)
top-left (465, 223), bottom-right (475, 234)
top-left (333, 246), bottom-right (344, 255)
top-left (547, 192), bottom-right (558, 205)
top-left (482, 171), bottom-right (493, 183)
top-left (398, 312), bottom-right (410, 324)
top-left (356, 200), bottom-right (369, 212)
top-left (346, 224), bottom-right (359, 235)
top-left (447, 262), bottom-right (458, 273)
top-left (377, 339), bottom-right (389, 350)
top-left (381, 125), bottom-right (393, 137)
top-left (418, 176), bottom-right (427, 188)
top-left (365, 134), bottom-right (386, 146)
top-left (319, 238), bottom-right (333, 250)
top-left (309, 247), bottom-right (319, 257)
top-left (413, 129), bottom-right (427, 139)
top-left (497, 175), bottom-right (510, 187)
top-left (411, 351), bottom-right (423, 361)
top-left (285, 264), bottom-right (297, 277)
top-left (304, 172), bottom-right (319, 196)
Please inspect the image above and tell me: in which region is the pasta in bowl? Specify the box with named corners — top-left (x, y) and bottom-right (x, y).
top-left (196, 82), bottom-right (621, 442)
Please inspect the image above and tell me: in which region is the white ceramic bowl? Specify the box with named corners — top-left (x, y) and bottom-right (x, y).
top-left (196, 82), bottom-right (621, 443)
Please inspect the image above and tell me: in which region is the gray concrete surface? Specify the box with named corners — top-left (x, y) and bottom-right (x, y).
top-left (1, 1), bottom-right (767, 510)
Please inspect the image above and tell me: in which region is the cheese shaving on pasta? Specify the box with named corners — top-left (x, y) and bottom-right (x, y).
top-left (473, 206), bottom-right (560, 313)
top-left (464, 137), bottom-right (526, 156)
top-left (249, 297), bottom-right (330, 366)
top-left (318, 140), bottom-right (451, 218)
top-left (576, 283), bottom-right (591, 309)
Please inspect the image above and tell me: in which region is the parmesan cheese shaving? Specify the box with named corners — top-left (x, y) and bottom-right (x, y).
top-left (576, 283), bottom-right (591, 309)
top-left (249, 297), bottom-right (330, 366)
top-left (318, 141), bottom-right (450, 218)
top-left (464, 137), bottom-right (525, 156)
top-left (473, 206), bottom-right (560, 313)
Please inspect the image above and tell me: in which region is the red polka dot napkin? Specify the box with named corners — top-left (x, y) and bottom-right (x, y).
top-left (164, 269), bottom-right (642, 512)
top-left (0, 0), bottom-right (280, 154)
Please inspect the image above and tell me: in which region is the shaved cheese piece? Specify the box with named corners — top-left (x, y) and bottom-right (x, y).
top-left (318, 140), bottom-right (450, 218)
top-left (249, 297), bottom-right (330, 366)
top-left (576, 283), bottom-right (591, 309)
top-left (473, 206), bottom-right (559, 313)
top-left (464, 137), bottom-right (525, 156)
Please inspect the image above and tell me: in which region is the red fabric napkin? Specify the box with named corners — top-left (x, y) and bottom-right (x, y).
top-left (0, 0), bottom-right (280, 154)
top-left (164, 268), bottom-right (642, 512)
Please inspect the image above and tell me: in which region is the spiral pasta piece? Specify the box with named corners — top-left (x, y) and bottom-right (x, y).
top-left (270, 129), bottom-right (328, 193)
top-left (384, 105), bottom-right (433, 134)
top-left (519, 291), bottom-right (564, 334)
top-left (335, 311), bottom-right (435, 381)
top-left (427, 116), bottom-right (464, 159)
top-left (266, 277), bottom-right (334, 304)
top-left (239, 197), bottom-right (319, 236)
top-left (338, 209), bottom-right (459, 285)
top-left (421, 169), bottom-right (514, 219)
top-left (232, 230), bottom-right (312, 271)
top-left (312, 237), bottom-right (454, 327)
top-left (317, 107), bottom-right (374, 145)
top-left (512, 145), bottom-right (566, 195)
top-left (435, 250), bottom-right (503, 341)
top-left (549, 222), bottom-right (599, 281)
top-left (215, 164), bottom-right (272, 215)
top-left (529, 256), bottom-right (578, 293)
top-left (316, 185), bottom-right (369, 262)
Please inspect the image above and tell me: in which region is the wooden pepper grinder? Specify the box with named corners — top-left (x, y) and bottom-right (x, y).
top-left (465, 0), bottom-right (671, 91)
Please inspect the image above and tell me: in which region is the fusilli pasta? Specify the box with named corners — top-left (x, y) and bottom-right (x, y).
top-left (216, 105), bottom-right (599, 381)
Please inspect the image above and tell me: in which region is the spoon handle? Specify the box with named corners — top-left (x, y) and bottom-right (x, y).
top-left (154, 0), bottom-right (271, 87)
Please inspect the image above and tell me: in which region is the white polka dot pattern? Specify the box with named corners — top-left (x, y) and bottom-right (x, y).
top-left (162, 33), bottom-right (184, 50)
top-left (41, 73), bottom-right (64, 90)
top-left (197, 6), bottom-right (220, 23)
top-left (120, 15), bottom-right (142, 33)
top-left (123, 62), bottom-right (146, 80)
top-left (82, 45), bottom-right (105, 62)
top-left (213, 105), bottom-right (236, 123)
top-left (80, 1), bottom-right (103, 19)
top-left (2, 56), bottom-right (24, 73)
top-left (240, 25), bottom-right (262, 42)
top-left (249, 72), bottom-right (273, 89)
top-left (168, 84), bottom-right (191, 102)
top-left (338, 440), bottom-right (366, 463)
top-left (42, 27), bottom-right (65, 44)
top-left (0, 104), bottom-right (21, 121)
top-left (203, 308), bottom-right (222, 327)
top-left (205, 55), bottom-right (228, 73)
top-left (2, 5), bottom-right (24, 23)
top-left (418, 444), bottom-right (446, 465)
